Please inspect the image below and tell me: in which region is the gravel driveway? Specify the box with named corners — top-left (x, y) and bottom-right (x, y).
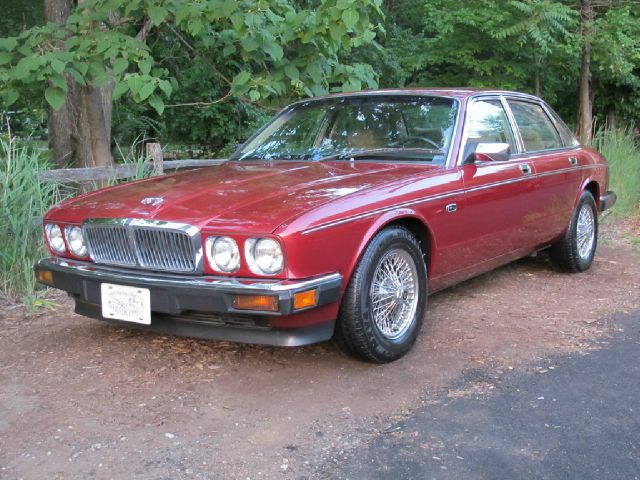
top-left (1, 221), bottom-right (639, 479)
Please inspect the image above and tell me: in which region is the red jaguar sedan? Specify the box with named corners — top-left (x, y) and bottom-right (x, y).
top-left (35, 89), bottom-right (616, 363)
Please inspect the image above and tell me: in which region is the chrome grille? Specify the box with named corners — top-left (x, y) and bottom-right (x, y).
top-left (84, 220), bottom-right (199, 273)
top-left (134, 228), bottom-right (196, 271)
top-left (84, 225), bottom-right (136, 266)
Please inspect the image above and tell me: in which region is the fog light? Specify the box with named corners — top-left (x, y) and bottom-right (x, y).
top-left (35, 269), bottom-right (53, 286)
top-left (293, 289), bottom-right (317, 310)
top-left (232, 294), bottom-right (278, 312)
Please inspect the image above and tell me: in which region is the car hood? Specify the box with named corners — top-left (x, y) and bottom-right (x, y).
top-left (46, 161), bottom-right (443, 233)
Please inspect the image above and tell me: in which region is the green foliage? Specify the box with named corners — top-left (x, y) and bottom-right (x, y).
top-left (595, 128), bottom-right (640, 217)
top-left (0, 0), bottom-right (383, 116)
top-left (0, 136), bottom-right (65, 300)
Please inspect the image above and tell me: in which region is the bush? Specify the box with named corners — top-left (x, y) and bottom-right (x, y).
top-left (595, 128), bottom-right (640, 217)
top-left (0, 136), bottom-right (64, 301)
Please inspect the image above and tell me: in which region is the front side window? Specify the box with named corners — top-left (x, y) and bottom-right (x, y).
top-left (508, 101), bottom-right (562, 152)
top-left (465, 99), bottom-right (517, 151)
top-left (230, 96), bottom-right (459, 164)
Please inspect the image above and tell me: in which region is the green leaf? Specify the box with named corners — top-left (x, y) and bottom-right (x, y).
top-left (0, 51), bottom-right (11, 65)
top-left (138, 57), bottom-right (152, 76)
top-left (112, 80), bottom-right (128, 100)
top-left (223, 44), bottom-right (235, 57)
top-left (248, 89), bottom-right (261, 101)
top-left (44, 86), bottom-right (66, 110)
top-left (158, 79), bottom-right (172, 97)
top-left (147, 4), bottom-right (168, 26)
top-left (138, 81), bottom-right (156, 101)
top-left (127, 75), bottom-right (144, 95)
top-left (50, 58), bottom-right (65, 74)
top-left (233, 70), bottom-right (251, 87)
top-left (49, 72), bottom-right (68, 92)
top-left (341, 9), bottom-right (359, 30)
top-left (4, 88), bottom-right (19, 106)
top-left (284, 64), bottom-right (299, 80)
top-left (0, 37), bottom-right (17, 51)
top-left (264, 43), bottom-right (284, 61)
top-left (113, 57), bottom-right (128, 75)
top-left (148, 94), bottom-right (164, 115)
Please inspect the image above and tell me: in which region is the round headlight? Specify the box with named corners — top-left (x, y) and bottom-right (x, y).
top-left (44, 223), bottom-right (66, 254)
top-left (246, 238), bottom-right (283, 275)
top-left (206, 236), bottom-right (240, 272)
top-left (65, 226), bottom-right (88, 257)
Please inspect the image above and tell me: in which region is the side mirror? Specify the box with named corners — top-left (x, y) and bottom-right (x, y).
top-left (463, 142), bottom-right (511, 164)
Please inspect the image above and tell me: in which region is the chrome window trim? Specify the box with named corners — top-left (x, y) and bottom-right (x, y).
top-left (83, 218), bottom-right (204, 274)
top-left (456, 94), bottom-right (521, 165)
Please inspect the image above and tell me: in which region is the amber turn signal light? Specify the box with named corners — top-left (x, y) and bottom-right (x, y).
top-left (232, 294), bottom-right (279, 312)
top-left (35, 269), bottom-right (53, 286)
top-left (293, 289), bottom-right (318, 310)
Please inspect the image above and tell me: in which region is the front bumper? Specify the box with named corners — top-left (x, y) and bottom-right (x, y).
top-left (34, 257), bottom-right (342, 346)
top-left (600, 191), bottom-right (617, 212)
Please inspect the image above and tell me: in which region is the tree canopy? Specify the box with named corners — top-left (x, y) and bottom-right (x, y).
top-left (0, 0), bottom-right (639, 162)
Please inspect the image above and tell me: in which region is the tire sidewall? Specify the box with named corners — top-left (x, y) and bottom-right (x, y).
top-left (571, 192), bottom-right (598, 271)
top-left (356, 229), bottom-right (428, 359)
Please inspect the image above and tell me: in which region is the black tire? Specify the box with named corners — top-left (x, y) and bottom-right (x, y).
top-left (335, 226), bottom-right (428, 363)
top-left (550, 191), bottom-right (598, 273)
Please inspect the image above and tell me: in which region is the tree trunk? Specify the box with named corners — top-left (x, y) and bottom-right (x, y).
top-left (533, 51), bottom-right (541, 97)
top-left (576, 0), bottom-right (594, 145)
top-left (44, 0), bottom-right (114, 169)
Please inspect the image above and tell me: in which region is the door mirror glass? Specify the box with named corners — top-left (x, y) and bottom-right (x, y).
top-left (464, 142), bottom-right (511, 164)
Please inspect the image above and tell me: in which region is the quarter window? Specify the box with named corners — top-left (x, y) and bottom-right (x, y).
top-left (508, 101), bottom-right (562, 152)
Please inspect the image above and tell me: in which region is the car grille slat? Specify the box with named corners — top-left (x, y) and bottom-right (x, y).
top-left (84, 222), bottom-right (197, 273)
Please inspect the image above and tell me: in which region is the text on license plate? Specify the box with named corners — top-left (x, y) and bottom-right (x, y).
top-left (101, 283), bottom-right (151, 325)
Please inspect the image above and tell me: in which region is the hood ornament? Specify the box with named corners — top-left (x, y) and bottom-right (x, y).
top-left (141, 197), bottom-right (164, 207)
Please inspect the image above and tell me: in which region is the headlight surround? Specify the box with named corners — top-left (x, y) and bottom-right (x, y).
top-left (205, 236), bottom-right (240, 273)
top-left (65, 226), bottom-right (88, 257)
top-left (245, 238), bottom-right (283, 275)
top-left (44, 223), bottom-right (66, 254)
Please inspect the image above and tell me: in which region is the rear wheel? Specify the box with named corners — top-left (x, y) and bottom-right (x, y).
top-left (550, 191), bottom-right (598, 272)
top-left (335, 226), bottom-right (427, 363)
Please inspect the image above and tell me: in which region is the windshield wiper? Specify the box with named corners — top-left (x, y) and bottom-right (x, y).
top-left (316, 147), bottom-right (443, 162)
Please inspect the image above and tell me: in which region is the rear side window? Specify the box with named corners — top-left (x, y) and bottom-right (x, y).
top-left (508, 101), bottom-right (562, 152)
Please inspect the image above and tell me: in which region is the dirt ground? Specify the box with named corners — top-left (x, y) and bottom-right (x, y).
top-left (1, 219), bottom-right (639, 480)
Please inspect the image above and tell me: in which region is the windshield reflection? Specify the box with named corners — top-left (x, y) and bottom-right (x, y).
top-left (230, 96), bottom-right (459, 164)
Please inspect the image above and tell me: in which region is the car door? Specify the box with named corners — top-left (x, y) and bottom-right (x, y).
top-left (454, 96), bottom-right (538, 275)
top-left (505, 99), bottom-right (583, 245)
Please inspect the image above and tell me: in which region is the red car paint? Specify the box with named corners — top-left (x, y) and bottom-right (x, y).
top-left (42, 89), bottom-right (610, 330)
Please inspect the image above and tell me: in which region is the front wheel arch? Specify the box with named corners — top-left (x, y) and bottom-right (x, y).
top-left (343, 212), bottom-right (434, 289)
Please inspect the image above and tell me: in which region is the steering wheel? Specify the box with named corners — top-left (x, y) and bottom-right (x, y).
top-left (394, 136), bottom-right (440, 149)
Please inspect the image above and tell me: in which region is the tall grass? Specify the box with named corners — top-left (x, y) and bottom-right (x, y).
top-left (595, 128), bottom-right (640, 217)
top-left (0, 136), bottom-right (65, 301)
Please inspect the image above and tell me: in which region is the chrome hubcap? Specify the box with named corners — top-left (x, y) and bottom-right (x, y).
top-left (370, 249), bottom-right (419, 340)
top-left (576, 204), bottom-right (595, 260)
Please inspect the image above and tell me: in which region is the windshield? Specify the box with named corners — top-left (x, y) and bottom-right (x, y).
top-left (230, 96), bottom-right (459, 164)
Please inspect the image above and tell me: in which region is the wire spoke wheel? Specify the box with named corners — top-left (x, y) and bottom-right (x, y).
top-left (369, 249), bottom-right (419, 340)
top-left (576, 204), bottom-right (595, 260)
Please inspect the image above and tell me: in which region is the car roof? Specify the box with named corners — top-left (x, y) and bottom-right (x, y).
top-left (290, 88), bottom-right (542, 103)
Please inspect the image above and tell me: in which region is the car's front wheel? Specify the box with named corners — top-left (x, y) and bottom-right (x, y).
top-left (550, 190), bottom-right (598, 272)
top-left (335, 226), bottom-right (427, 363)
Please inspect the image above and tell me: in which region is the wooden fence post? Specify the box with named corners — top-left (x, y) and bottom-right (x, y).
top-left (146, 142), bottom-right (163, 176)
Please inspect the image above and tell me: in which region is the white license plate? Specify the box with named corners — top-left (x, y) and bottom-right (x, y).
top-left (101, 283), bottom-right (151, 325)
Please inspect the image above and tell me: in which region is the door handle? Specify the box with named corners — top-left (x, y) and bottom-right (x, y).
top-left (519, 164), bottom-right (532, 175)
top-left (446, 203), bottom-right (458, 213)
top-left (569, 156), bottom-right (578, 166)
